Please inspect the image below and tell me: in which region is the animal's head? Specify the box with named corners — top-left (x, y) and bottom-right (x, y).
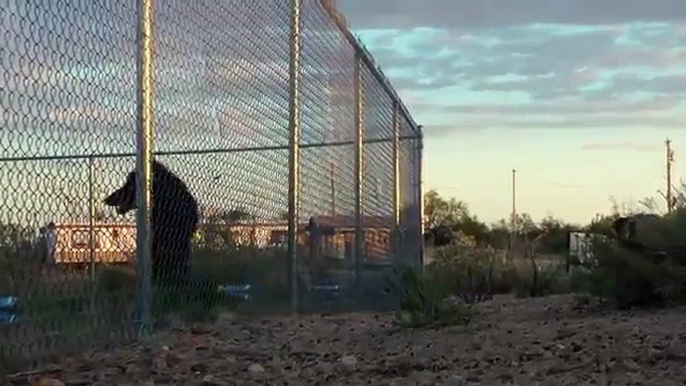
top-left (104, 169), bottom-right (138, 215)
top-left (612, 217), bottom-right (630, 239)
top-left (614, 213), bottom-right (660, 242)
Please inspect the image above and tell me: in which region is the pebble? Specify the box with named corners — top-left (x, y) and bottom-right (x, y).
top-left (248, 363), bottom-right (265, 374)
top-left (340, 355), bottom-right (358, 367)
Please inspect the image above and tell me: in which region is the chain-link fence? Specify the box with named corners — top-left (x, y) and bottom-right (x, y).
top-left (0, 0), bottom-right (423, 371)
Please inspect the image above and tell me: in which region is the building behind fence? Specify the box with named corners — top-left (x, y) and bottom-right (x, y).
top-left (0, 0), bottom-right (423, 371)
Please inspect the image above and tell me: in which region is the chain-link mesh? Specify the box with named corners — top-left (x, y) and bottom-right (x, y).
top-left (1, 0), bottom-right (140, 371)
top-left (298, 0), bottom-right (359, 313)
top-left (399, 121), bottom-right (423, 266)
top-left (0, 0), bottom-right (423, 372)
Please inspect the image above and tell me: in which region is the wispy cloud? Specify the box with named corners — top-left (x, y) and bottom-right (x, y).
top-left (345, 21), bottom-right (686, 137)
top-left (580, 141), bottom-right (664, 153)
top-left (338, 0), bottom-right (686, 29)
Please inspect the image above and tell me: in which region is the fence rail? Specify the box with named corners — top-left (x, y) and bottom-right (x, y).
top-left (0, 0), bottom-right (423, 371)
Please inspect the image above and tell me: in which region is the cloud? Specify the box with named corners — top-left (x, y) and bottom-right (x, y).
top-left (341, 20), bottom-right (686, 136)
top-left (337, 0), bottom-right (686, 29)
top-left (424, 115), bottom-right (686, 133)
top-left (580, 141), bottom-right (664, 153)
top-left (417, 97), bottom-right (682, 115)
top-left (357, 25), bottom-right (686, 96)
top-left (586, 73), bottom-right (686, 99)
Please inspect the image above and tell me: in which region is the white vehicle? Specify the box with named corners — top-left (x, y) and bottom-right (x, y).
top-left (568, 231), bottom-right (610, 265)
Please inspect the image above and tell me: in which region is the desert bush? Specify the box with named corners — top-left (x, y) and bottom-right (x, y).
top-left (584, 238), bottom-right (680, 308)
top-left (427, 230), bottom-right (571, 302)
top-left (583, 210), bottom-right (686, 309)
top-left (0, 223), bottom-right (43, 294)
top-left (428, 232), bottom-right (497, 304)
top-left (388, 264), bottom-right (471, 328)
top-left (512, 233), bottom-right (567, 298)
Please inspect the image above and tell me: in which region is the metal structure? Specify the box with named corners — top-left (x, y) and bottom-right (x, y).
top-left (0, 0), bottom-right (423, 371)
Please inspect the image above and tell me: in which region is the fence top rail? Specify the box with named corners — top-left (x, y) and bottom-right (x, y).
top-left (318, 0), bottom-right (423, 139)
top-left (0, 135), bottom-right (421, 163)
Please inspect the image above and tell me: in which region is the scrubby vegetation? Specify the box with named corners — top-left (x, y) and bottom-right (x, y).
top-left (3, 187), bottom-right (686, 375)
top-left (392, 187), bottom-right (686, 328)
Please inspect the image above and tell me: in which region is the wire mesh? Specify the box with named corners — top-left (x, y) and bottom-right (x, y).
top-left (360, 62), bottom-right (395, 261)
top-left (298, 0), bottom-right (359, 313)
top-left (0, 0), bottom-right (423, 372)
top-left (399, 122), bottom-right (423, 266)
top-left (1, 0), bottom-right (140, 371)
top-left (150, 1), bottom-right (293, 322)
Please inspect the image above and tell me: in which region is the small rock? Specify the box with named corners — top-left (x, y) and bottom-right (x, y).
top-left (340, 355), bottom-right (358, 367)
top-left (248, 363), bottom-right (265, 374)
top-left (444, 375), bottom-right (465, 386)
top-left (35, 378), bottom-right (65, 386)
top-left (191, 362), bottom-right (209, 373)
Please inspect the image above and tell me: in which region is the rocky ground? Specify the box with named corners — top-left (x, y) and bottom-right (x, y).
top-left (4, 294), bottom-right (686, 386)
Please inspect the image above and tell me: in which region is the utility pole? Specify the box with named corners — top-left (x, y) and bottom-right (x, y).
top-left (666, 138), bottom-right (675, 213)
top-left (511, 169), bottom-right (517, 252)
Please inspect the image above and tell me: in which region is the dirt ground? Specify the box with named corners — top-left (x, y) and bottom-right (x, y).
top-left (4, 294), bottom-right (686, 386)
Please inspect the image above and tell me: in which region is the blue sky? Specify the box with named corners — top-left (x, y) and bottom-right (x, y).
top-left (338, 0), bottom-right (686, 225)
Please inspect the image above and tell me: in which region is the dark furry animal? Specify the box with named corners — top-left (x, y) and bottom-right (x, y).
top-left (611, 215), bottom-right (668, 260)
top-left (104, 160), bottom-right (199, 288)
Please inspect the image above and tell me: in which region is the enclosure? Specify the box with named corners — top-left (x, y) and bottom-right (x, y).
top-left (0, 0), bottom-right (423, 371)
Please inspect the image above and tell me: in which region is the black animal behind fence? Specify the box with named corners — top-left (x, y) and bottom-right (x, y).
top-left (104, 160), bottom-right (199, 292)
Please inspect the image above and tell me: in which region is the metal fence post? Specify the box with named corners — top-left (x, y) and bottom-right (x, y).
top-left (88, 156), bottom-right (96, 282)
top-left (135, 0), bottom-right (155, 336)
top-left (287, 0), bottom-right (302, 314)
top-left (416, 129), bottom-right (424, 270)
top-left (354, 53), bottom-right (364, 288)
top-left (392, 102), bottom-right (400, 264)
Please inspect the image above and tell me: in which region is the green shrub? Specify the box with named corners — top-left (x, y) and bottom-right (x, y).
top-left (389, 264), bottom-right (471, 328)
top-left (584, 238), bottom-right (681, 308)
top-left (511, 234), bottom-right (567, 298)
top-left (583, 212), bottom-right (686, 309)
top-left (427, 232), bottom-right (496, 304)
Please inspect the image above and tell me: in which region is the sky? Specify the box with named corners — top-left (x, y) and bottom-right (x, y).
top-left (336, 0), bottom-right (686, 225)
top-left (1, 1), bottom-right (395, 226)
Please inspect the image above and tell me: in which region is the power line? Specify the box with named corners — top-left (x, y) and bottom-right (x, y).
top-left (429, 172), bottom-right (660, 191)
top-left (521, 173), bottom-right (658, 190)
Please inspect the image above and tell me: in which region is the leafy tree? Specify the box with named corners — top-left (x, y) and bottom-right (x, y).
top-left (424, 189), bottom-right (469, 230)
top-left (488, 220), bottom-right (510, 249)
top-left (537, 215), bottom-right (577, 254)
top-left (515, 213), bottom-right (538, 235)
top-left (423, 190), bottom-right (489, 246)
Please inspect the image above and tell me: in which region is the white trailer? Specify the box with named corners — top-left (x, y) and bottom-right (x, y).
top-left (51, 222), bottom-right (136, 265)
